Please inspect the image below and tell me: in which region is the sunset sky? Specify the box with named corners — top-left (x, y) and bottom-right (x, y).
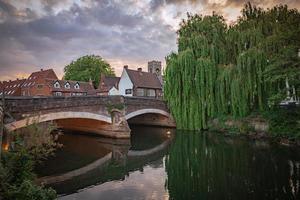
top-left (0, 0), bottom-right (299, 80)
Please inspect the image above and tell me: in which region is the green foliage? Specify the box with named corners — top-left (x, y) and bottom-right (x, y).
top-left (263, 107), bottom-right (300, 139)
top-left (64, 55), bottom-right (115, 88)
top-left (106, 103), bottom-right (125, 114)
top-left (164, 3), bottom-right (300, 130)
top-left (0, 123), bottom-right (60, 199)
top-left (0, 149), bottom-right (56, 200)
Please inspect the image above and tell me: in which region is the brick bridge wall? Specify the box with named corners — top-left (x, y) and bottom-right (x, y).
top-left (2, 96), bottom-right (175, 138)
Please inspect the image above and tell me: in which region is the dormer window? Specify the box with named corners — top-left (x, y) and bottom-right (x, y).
top-left (65, 82), bottom-right (71, 89)
top-left (54, 81), bottom-right (60, 89)
top-left (74, 83), bottom-right (80, 89)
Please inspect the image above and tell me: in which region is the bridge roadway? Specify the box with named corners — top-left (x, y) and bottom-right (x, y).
top-left (1, 96), bottom-right (176, 138)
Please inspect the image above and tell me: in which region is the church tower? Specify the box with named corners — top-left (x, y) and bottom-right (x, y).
top-left (148, 60), bottom-right (162, 85)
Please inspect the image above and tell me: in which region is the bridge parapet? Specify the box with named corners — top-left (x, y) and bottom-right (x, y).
top-left (3, 96), bottom-right (175, 138)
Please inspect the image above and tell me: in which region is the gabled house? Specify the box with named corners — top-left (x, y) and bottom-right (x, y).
top-left (46, 79), bottom-right (94, 97)
top-left (96, 75), bottom-right (120, 96)
top-left (0, 78), bottom-right (26, 96)
top-left (118, 66), bottom-right (162, 98)
top-left (21, 69), bottom-right (58, 96)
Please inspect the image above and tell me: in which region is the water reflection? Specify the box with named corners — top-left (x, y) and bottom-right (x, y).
top-left (166, 131), bottom-right (300, 200)
top-left (34, 127), bottom-right (300, 200)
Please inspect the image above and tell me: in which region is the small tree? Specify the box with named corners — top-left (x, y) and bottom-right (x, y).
top-left (64, 55), bottom-right (115, 88)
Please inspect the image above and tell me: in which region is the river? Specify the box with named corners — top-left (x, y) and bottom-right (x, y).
top-left (35, 126), bottom-right (300, 200)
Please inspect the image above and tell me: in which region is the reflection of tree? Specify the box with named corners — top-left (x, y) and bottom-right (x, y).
top-left (165, 131), bottom-right (300, 199)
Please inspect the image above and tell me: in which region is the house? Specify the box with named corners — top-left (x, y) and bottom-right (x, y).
top-left (118, 66), bottom-right (162, 98)
top-left (46, 79), bottom-right (94, 97)
top-left (21, 69), bottom-right (58, 96)
top-left (0, 78), bottom-right (26, 96)
top-left (95, 75), bottom-right (120, 96)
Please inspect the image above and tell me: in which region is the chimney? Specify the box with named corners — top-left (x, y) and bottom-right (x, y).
top-left (137, 67), bottom-right (142, 72)
top-left (124, 65), bottom-right (128, 69)
top-left (9, 80), bottom-right (11, 82)
top-left (17, 78), bottom-right (19, 80)
top-left (40, 68), bottom-right (43, 71)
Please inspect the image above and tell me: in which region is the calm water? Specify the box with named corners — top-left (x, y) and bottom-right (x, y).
top-left (36, 126), bottom-right (300, 200)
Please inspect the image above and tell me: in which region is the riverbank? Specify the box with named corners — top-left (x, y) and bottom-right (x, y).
top-left (208, 107), bottom-right (300, 147)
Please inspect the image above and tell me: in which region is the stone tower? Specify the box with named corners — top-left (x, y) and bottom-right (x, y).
top-left (148, 60), bottom-right (162, 85)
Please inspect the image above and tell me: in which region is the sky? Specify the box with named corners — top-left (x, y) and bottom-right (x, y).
top-left (0, 0), bottom-right (299, 80)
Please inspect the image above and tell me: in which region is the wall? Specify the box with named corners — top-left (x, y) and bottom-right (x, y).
top-left (118, 70), bottom-right (133, 96)
top-left (109, 86), bottom-right (119, 95)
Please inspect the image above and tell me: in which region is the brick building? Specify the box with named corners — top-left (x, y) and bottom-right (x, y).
top-left (21, 69), bottom-right (58, 96)
top-left (0, 79), bottom-right (26, 96)
top-left (46, 79), bottom-right (94, 96)
top-left (1, 68), bottom-right (95, 97)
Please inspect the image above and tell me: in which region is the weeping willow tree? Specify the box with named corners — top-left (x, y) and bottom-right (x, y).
top-left (164, 3), bottom-right (300, 130)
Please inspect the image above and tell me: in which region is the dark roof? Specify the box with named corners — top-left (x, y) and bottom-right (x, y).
top-left (46, 79), bottom-right (94, 93)
top-left (125, 68), bottom-right (162, 89)
top-left (0, 79), bottom-right (26, 95)
top-left (103, 77), bottom-right (120, 88)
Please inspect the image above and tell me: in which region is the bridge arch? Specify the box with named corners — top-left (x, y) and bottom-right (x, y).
top-left (125, 108), bottom-right (175, 128)
top-left (125, 109), bottom-right (171, 120)
top-left (5, 111), bottom-right (112, 132)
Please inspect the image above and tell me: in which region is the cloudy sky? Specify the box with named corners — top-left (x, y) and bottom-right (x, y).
top-left (0, 0), bottom-right (299, 80)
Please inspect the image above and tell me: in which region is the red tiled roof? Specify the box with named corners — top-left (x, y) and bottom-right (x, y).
top-left (0, 79), bottom-right (26, 95)
top-left (46, 79), bottom-right (94, 93)
top-left (125, 68), bottom-right (162, 89)
top-left (99, 76), bottom-right (120, 90)
top-left (22, 69), bottom-right (58, 88)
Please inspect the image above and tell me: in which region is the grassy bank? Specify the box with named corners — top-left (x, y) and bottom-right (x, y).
top-left (208, 107), bottom-right (300, 144)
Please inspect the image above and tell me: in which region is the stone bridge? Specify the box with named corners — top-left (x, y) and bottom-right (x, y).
top-left (1, 96), bottom-right (175, 138)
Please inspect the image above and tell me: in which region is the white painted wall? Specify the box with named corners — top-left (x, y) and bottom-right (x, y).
top-left (118, 69), bottom-right (133, 96)
top-left (108, 86), bottom-right (119, 95)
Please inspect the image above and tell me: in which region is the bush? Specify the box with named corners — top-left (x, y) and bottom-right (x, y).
top-left (263, 107), bottom-right (300, 139)
top-left (0, 149), bottom-right (56, 200)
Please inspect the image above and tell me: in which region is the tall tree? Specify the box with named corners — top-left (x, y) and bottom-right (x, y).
top-left (164, 3), bottom-right (300, 130)
top-left (64, 55), bottom-right (115, 88)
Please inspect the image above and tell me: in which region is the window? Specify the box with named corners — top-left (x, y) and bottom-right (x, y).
top-left (54, 81), bottom-right (60, 88)
top-left (147, 89), bottom-right (156, 97)
top-left (65, 82), bottom-right (70, 89)
top-left (37, 84), bottom-right (43, 89)
top-left (125, 89), bottom-right (132, 94)
top-left (136, 88), bottom-right (145, 96)
top-left (74, 83), bottom-right (80, 89)
top-left (54, 92), bottom-right (62, 96)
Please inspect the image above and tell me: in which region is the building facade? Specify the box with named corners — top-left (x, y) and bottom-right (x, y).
top-left (0, 79), bottom-right (26, 96)
top-left (21, 69), bottom-right (58, 96)
top-left (118, 66), bottom-right (162, 98)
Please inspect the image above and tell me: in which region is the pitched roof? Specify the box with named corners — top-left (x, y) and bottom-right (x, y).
top-left (125, 68), bottom-right (162, 89)
top-left (22, 69), bottom-right (58, 88)
top-left (46, 79), bottom-right (94, 93)
top-left (0, 79), bottom-right (26, 95)
top-left (99, 76), bottom-right (120, 90)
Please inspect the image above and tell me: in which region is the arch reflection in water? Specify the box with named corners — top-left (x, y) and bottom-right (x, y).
top-left (36, 126), bottom-right (174, 197)
top-left (166, 131), bottom-right (300, 200)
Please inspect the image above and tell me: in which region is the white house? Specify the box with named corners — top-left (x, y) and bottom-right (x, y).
top-left (118, 66), bottom-right (162, 98)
